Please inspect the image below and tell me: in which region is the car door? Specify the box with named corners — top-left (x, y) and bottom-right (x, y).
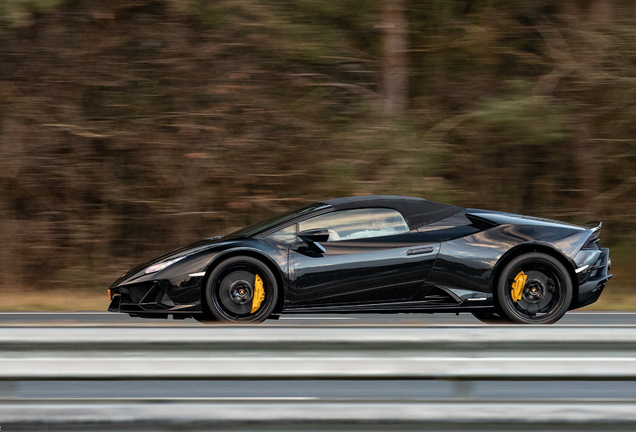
top-left (287, 208), bottom-right (440, 308)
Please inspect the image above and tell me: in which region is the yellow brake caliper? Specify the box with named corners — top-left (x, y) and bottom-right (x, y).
top-left (511, 271), bottom-right (527, 303)
top-left (251, 274), bottom-right (265, 313)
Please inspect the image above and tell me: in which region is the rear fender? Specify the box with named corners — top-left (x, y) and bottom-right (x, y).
top-left (491, 242), bottom-right (579, 311)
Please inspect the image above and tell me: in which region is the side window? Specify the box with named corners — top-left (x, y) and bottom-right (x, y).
top-left (266, 224), bottom-right (296, 243)
top-left (299, 208), bottom-right (409, 241)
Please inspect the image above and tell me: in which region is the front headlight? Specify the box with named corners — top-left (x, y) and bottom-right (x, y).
top-left (144, 256), bottom-right (186, 274)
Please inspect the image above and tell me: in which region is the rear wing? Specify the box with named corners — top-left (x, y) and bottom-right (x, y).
top-left (583, 221), bottom-right (602, 250)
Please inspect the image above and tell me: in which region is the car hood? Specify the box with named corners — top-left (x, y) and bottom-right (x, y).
top-left (110, 236), bottom-right (229, 287)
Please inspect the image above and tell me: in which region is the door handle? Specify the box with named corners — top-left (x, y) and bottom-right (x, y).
top-left (406, 246), bottom-right (435, 256)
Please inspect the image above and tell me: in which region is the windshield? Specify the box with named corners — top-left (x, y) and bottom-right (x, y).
top-left (224, 203), bottom-right (325, 238)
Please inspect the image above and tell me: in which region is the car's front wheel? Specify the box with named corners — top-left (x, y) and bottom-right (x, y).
top-left (497, 252), bottom-right (573, 324)
top-left (204, 256), bottom-right (278, 323)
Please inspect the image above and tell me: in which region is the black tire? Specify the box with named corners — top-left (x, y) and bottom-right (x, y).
top-left (497, 252), bottom-right (572, 324)
top-left (204, 256), bottom-right (278, 323)
top-left (471, 311), bottom-right (514, 324)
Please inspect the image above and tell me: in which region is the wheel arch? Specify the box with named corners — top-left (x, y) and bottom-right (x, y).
top-left (491, 243), bottom-right (579, 311)
top-left (202, 249), bottom-right (286, 316)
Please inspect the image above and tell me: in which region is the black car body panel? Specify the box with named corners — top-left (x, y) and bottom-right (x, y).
top-left (108, 195), bottom-right (611, 320)
top-left (288, 231), bottom-right (440, 308)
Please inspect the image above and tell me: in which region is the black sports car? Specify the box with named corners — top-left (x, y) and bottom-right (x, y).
top-left (108, 196), bottom-right (611, 324)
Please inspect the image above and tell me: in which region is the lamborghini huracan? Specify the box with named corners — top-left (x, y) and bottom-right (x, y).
top-left (108, 196), bottom-right (611, 324)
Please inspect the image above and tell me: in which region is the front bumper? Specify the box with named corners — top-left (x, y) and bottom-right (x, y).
top-left (108, 275), bottom-right (205, 317)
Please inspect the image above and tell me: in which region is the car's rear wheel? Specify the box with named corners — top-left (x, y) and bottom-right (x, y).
top-left (497, 252), bottom-right (572, 324)
top-left (204, 256), bottom-right (278, 323)
top-left (471, 311), bottom-right (514, 324)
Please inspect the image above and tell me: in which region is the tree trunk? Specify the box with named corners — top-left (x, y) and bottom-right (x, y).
top-left (570, 0), bottom-right (613, 218)
top-left (381, 0), bottom-right (408, 115)
top-left (571, 117), bottom-right (600, 219)
top-left (588, 0), bottom-right (613, 31)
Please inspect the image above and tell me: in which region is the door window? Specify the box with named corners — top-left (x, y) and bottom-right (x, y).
top-left (299, 208), bottom-right (409, 241)
top-left (265, 224), bottom-right (296, 243)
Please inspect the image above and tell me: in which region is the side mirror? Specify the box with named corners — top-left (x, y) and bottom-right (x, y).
top-left (297, 228), bottom-right (330, 243)
top-left (296, 228), bottom-right (329, 254)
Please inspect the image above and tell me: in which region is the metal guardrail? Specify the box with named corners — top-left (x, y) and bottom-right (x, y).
top-left (2, 326), bottom-right (636, 431)
top-left (1, 326), bottom-right (636, 380)
top-left (2, 400), bottom-right (636, 432)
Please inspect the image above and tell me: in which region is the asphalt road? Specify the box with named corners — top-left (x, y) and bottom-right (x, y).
top-left (0, 310), bottom-right (635, 326)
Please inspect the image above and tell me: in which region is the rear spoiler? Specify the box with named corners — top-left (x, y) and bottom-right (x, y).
top-left (582, 221), bottom-right (603, 250)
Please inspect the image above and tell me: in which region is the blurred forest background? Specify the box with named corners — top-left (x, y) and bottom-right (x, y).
top-left (0, 0), bottom-right (634, 310)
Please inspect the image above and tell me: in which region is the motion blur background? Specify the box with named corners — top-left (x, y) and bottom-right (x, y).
top-left (0, 0), bottom-right (634, 310)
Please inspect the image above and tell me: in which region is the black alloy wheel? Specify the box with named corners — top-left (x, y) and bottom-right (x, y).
top-left (204, 256), bottom-right (278, 323)
top-left (497, 252), bottom-right (573, 324)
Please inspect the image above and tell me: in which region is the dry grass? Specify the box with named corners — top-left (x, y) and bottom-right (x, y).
top-left (584, 290), bottom-right (636, 311)
top-left (0, 288), bottom-right (108, 311)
